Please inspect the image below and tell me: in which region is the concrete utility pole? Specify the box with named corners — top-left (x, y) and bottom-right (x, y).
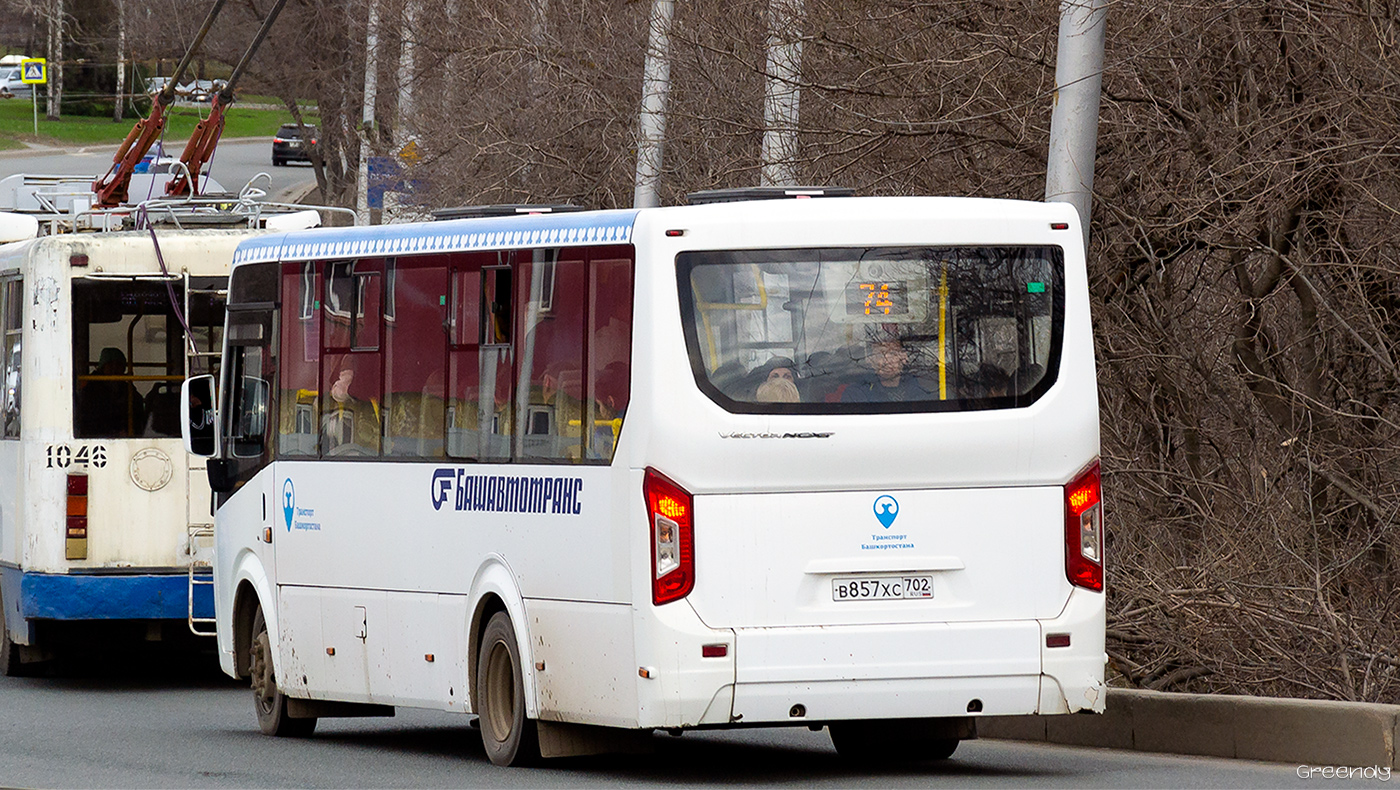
top-left (632, 0), bottom-right (674, 209)
top-left (1045, 0), bottom-right (1108, 250)
top-left (760, 0), bottom-right (803, 187)
top-left (356, 0), bottom-right (382, 225)
top-left (113, 0), bottom-right (126, 122)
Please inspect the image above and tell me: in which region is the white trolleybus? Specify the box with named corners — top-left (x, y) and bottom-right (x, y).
top-left (186, 192), bottom-right (1105, 765)
top-left (0, 200), bottom-right (326, 675)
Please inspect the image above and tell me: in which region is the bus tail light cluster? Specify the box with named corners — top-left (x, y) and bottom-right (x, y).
top-left (66, 474), bottom-right (88, 560)
top-left (1065, 461), bottom-right (1102, 591)
top-left (644, 468), bottom-right (694, 605)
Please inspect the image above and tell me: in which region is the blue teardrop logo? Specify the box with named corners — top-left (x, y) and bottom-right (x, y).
top-left (873, 495), bottom-right (899, 529)
top-left (282, 479), bottom-right (295, 531)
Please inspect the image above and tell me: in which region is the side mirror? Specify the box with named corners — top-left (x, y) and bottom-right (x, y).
top-left (181, 375), bottom-right (218, 457)
top-left (206, 458), bottom-right (236, 494)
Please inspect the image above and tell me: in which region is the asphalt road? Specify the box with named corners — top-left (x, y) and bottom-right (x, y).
top-left (0, 650), bottom-right (1374, 790)
top-left (0, 137), bottom-right (317, 203)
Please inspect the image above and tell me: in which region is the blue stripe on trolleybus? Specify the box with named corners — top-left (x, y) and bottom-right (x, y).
top-left (3, 569), bottom-right (213, 620)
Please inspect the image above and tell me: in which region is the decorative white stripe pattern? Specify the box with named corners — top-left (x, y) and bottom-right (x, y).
top-left (230, 212), bottom-right (639, 267)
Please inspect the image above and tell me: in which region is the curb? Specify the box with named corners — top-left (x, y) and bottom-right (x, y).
top-left (978, 688), bottom-right (1400, 768)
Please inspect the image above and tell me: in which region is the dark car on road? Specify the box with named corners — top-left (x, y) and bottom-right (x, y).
top-left (272, 124), bottom-right (317, 166)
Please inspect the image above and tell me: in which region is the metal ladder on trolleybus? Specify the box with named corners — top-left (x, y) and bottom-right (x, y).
top-left (184, 273), bottom-right (226, 636)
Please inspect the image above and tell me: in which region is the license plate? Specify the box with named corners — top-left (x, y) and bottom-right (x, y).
top-left (832, 575), bottom-right (934, 601)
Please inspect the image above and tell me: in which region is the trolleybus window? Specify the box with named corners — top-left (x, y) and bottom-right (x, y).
top-left (1, 276), bottom-right (20, 438)
top-left (72, 278), bottom-right (226, 438)
top-left (678, 246), bottom-right (1063, 414)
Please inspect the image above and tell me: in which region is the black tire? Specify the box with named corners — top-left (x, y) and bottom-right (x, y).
top-left (0, 588), bottom-right (38, 678)
top-left (250, 607), bottom-right (316, 737)
top-left (475, 612), bottom-right (540, 766)
top-left (829, 722), bottom-right (959, 761)
top-left (272, 157), bottom-right (284, 167)
top-left (0, 619), bottom-right (26, 677)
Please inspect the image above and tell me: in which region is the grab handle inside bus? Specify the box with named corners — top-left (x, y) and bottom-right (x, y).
top-left (181, 374), bottom-right (218, 457)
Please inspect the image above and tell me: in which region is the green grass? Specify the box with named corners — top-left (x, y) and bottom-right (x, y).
top-left (0, 98), bottom-right (318, 149)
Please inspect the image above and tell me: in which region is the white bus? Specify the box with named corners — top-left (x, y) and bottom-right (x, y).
top-left (189, 194), bottom-right (1105, 764)
top-left (0, 224), bottom-right (267, 674)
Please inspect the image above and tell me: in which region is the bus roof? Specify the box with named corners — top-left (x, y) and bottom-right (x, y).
top-left (229, 196), bottom-right (1079, 269)
top-left (232, 208), bottom-right (640, 267)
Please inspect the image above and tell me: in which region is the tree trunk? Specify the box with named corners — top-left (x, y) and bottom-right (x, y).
top-left (45, 0), bottom-right (63, 122)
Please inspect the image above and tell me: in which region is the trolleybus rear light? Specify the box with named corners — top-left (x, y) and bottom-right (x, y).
top-left (644, 468), bottom-right (694, 605)
top-left (1046, 633), bottom-right (1072, 648)
top-left (69, 254), bottom-right (89, 267)
top-left (665, 229), bottom-right (686, 237)
top-left (1050, 222), bottom-right (1070, 230)
top-left (66, 473), bottom-right (88, 559)
top-left (1064, 461), bottom-right (1103, 591)
top-left (702, 644), bottom-right (728, 658)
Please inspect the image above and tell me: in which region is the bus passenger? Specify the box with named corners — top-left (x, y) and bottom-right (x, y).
top-left (841, 336), bottom-right (929, 403)
top-left (756, 376), bottom-right (799, 403)
top-left (80, 347), bottom-right (144, 437)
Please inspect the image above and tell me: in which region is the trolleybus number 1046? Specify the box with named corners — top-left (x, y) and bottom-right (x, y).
top-left (832, 575), bottom-right (934, 601)
top-left (45, 444), bottom-right (108, 469)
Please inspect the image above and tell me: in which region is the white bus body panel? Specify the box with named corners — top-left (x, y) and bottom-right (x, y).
top-left (215, 197), bottom-right (1104, 732)
top-left (621, 198), bottom-right (1104, 725)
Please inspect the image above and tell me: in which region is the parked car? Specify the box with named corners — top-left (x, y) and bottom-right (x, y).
top-left (145, 76), bottom-right (174, 96)
top-left (0, 67), bottom-right (33, 99)
top-left (272, 124), bottom-right (318, 166)
top-left (177, 79), bottom-right (225, 103)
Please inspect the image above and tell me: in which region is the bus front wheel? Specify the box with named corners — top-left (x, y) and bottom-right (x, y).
top-left (475, 611), bottom-right (540, 766)
top-left (250, 607), bottom-right (316, 737)
top-left (828, 721), bottom-right (959, 761)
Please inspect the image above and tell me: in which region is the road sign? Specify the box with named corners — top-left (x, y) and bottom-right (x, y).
top-left (398, 139), bottom-right (420, 164)
top-left (20, 58), bottom-right (46, 85)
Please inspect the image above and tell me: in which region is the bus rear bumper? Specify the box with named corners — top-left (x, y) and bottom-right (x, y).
top-left (726, 591), bottom-right (1106, 724)
top-left (1, 567), bottom-right (214, 627)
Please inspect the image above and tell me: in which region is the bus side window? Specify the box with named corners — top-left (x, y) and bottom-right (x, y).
top-left (1, 277), bottom-right (20, 438)
top-left (585, 257), bottom-right (633, 462)
top-left (321, 260), bottom-right (384, 458)
top-left (448, 257), bottom-right (512, 461)
top-left (384, 257), bottom-right (448, 458)
top-left (226, 312), bottom-right (274, 460)
top-left (517, 252), bottom-right (584, 462)
top-left (279, 262), bottom-right (320, 457)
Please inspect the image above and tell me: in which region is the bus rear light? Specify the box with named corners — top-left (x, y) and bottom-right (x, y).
top-left (66, 473), bottom-right (88, 560)
top-left (1064, 462), bottom-right (1103, 591)
top-left (644, 468), bottom-right (694, 605)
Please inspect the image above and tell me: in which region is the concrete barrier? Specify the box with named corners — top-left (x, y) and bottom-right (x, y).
top-left (978, 688), bottom-right (1400, 768)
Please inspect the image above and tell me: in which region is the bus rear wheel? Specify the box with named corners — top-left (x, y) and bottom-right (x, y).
top-left (250, 607), bottom-right (316, 737)
top-left (828, 721), bottom-right (959, 761)
top-left (475, 611), bottom-right (540, 766)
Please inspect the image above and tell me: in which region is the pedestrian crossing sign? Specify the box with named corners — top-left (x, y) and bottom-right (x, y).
top-left (20, 59), bottom-right (46, 85)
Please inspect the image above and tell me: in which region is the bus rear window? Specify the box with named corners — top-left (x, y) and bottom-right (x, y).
top-left (677, 247), bottom-right (1064, 414)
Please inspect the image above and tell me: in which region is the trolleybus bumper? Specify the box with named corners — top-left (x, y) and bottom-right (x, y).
top-left (1, 567), bottom-right (214, 634)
